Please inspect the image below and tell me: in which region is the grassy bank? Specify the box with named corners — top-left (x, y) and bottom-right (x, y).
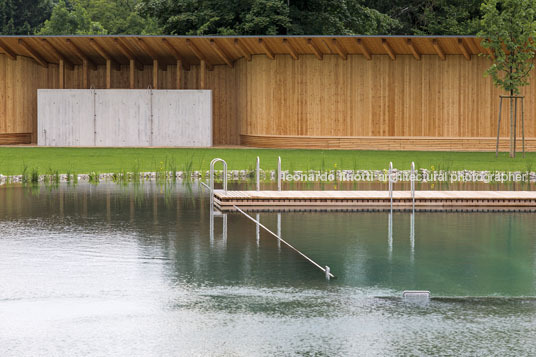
top-left (0, 147), bottom-right (535, 176)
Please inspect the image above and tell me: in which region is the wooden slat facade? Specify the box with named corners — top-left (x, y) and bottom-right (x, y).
top-left (0, 51), bottom-right (240, 145)
top-left (240, 55), bottom-right (536, 142)
top-left (0, 35), bottom-right (533, 150)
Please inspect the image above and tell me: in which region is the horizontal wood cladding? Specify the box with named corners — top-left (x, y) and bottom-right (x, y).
top-left (0, 133), bottom-right (32, 144)
top-left (242, 54), bottom-right (536, 140)
top-left (241, 134), bottom-right (536, 152)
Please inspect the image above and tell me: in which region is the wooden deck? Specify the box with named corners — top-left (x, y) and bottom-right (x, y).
top-left (214, 190), bottom-right (536, 212)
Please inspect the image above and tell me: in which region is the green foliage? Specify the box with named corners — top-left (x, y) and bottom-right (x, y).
top-left (240, 0), bottom-right (291, 35)
top-left (0, 0), bottom-right (52, 34)
top-left (39, 0), bottom-right (106, 35)
top-left (79, 0), bottom-right (161, 34)
top-left (21, 164), bottom-right (29, 184)
top-left (365, 0), bottom-right (481, 35)
top-left (418, 0), bottom-right (482, 35)
top-left (137, 0), bottom-right (281, 35)
top-left (478, 0), bottom-right (536, 95)
top-left (31, 168), bottom-right (39, 184)
top-left (1, 148), bottom-right (535, 177)
top-left (138, 0), bottom-right (400, 35)
top-left (88, 171), bottom-right (100, 184)
top-left (0, 0), bottom-right (513, 37)
top-left (39, 0), bottom-right (159, 35)
top-left (288, 0), bottom-right (400, 35)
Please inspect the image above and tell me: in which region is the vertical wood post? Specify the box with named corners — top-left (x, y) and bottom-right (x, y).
top-left (514, 97), bottom-right (518, 156)
top-left (200, 59), bottom-right (206, 89)
top-left (522, 97), bottom-right (525, 158)
top-left (82, 60), bottom-right (89, 89)
top-left (510, 96), bottom-right (514, 158)
top-left (59, 59), bottom-right (64, 89)
top-left (106, 59), bottom-right (111, 89)
top-left (153, 59), bottom-right (158, 89)
top-left (129, 59), bottom-right (135, 89)
top-left (176, 60), bottom-right (182, 89)
top-left (496, 97), bottom-right (503, 158)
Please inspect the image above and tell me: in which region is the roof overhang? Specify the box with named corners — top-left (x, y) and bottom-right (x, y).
top-left (0, 35), bottom-right (487, 68)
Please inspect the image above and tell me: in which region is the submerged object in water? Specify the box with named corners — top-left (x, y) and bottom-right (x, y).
top-left (403, 290), bottom-right (431, 301)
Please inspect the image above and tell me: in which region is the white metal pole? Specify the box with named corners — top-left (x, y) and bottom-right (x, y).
top-left (234, 205), bottom-right (335, 278)
top-left (388, 210), bottom-right (393, 261)
top-left (389, 162), bottom-right (393, 211)
top-left (210, 161), bottom-right (215, 209)
top-left (411, 161), bottom-right (415, 211)
top-left (256, 213), bottom-right (260, 246)
top-left (210, 208), bottom-right (214, 246)
top-left (209, 158), bottom-right (227, 212)
top-left (256, 156), bottom-right (260, 191)
top-left (410, 211), bottom-right (415, 263)
top-left (277, 156), bottom-right (282, 191)
top-left (277, 212), bottom-right (281, 249)
top-left (222, 213), bottom-right (227, 245)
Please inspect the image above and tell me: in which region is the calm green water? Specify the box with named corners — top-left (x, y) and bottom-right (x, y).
top-left (0, 183), bottom-right (535, 356)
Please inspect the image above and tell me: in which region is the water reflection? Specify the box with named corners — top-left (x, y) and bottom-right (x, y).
top-left (1, 182), bottom-right (535, 294)
top-left (410, 211), bottom-right (415, 264)
top-left (1, 183), bottom-right (536, 355)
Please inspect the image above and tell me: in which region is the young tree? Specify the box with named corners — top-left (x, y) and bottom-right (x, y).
top-left (478, 0), bottom-right (536, 157)
top-left (0, 0), bottom-right (52, 34)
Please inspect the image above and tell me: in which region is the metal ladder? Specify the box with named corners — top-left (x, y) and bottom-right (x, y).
top-left (208, 158), bottom-right (228, 245)
top-left (255, 156), bottom-right (282, 191)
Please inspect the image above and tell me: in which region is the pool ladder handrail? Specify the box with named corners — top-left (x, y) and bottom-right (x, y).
top-left (209, 158), bottom-right (228, 209)
top-left (389, 162), bottom-right (393, 211)
top-left (277, 156), bottom-right (282, 191)
top-left (255, 156), bottom-right (282, 191)
top-left (256, 156), bottom-right (260, 190)
top-left (208, 158), bottom-right (228, 245)
top-left (389, 162), bottom-right (416, 211)
top-left (411, 161), bottom-right (415, 211)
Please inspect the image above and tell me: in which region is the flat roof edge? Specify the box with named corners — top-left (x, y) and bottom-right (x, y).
top-left (0, 34), bottom-right (480, 39)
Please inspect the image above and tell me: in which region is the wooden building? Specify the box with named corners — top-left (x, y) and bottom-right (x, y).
top-left (0, 35), bottom-right (534, 150)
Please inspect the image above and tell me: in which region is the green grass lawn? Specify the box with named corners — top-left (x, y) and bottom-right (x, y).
top-left (0, 147), bottom-right (534, 175)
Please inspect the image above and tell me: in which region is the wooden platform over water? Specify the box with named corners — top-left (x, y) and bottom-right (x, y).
top-left (214, 190), bottom-right (536, 212)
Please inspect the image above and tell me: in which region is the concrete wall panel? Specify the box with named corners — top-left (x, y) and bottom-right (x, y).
top-left (37, 89), bottom-right (212, 147)
top-left (152, 90), bottom-right (212, 146)
top-left (37, 90), bottom-right (94, 146)
top-left (95, 90), bottom-right (152, 147)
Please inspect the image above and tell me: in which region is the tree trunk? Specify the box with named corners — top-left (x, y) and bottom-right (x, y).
top-left (510, 92), bottom-right (514, 158)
